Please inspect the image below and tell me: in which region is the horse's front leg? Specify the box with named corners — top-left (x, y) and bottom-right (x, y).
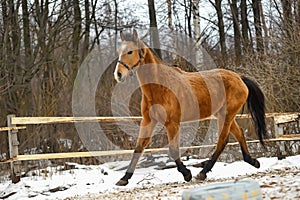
top-left (165, 122), bottom-right (192, 182)
top-left (116, 119), bottom-right (157, 186)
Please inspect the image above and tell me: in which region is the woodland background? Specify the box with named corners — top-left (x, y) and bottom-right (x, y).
top-left (0, 0), bottom-right (299, 161)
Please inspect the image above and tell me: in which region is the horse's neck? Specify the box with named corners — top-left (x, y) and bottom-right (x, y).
top-left (136, 46), bottom-right (165, 99)
top-left (142, 46), bottom-right (162, 65)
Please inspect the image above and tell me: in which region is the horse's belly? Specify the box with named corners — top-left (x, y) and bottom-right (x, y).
top-left (180, 105), bottom-right (214, 122)
top-left (179, 90), bottom-right (225, 122)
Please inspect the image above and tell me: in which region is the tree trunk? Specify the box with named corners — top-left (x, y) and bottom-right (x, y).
top-left (1, 1), bottom-right (12, 66)
top-left (9, 0), bottom-right (21, 61)
top-left (252, 0), bottom-right (264, 53)
top-left (192, 0), bottom-right (200, 40)
top-left (298, 0), bottom-right (300, 29)
top-left (72, 0), bottom-right (82, 79)
top-left (240, 0), bottom-right (250, 52)
top-left (167, 0), bottom-right (173, 31)
top-left (91, 0), bottom-right (101, 48)
top-left (192, 0), bottom-right (202, 66)
top-left (184, 0), bottom-right (193, 38)
top-left (8, 0), bottom-right (24, 114)
top-left (19, 0), bottom-right (34, 117)
top-left (114, 0), bottom-right (118, 55)
top-left (82, 0), bottom-right (91, 60)
top-left (229, 0), bottom-right (242, 65)
top-left (215, 0), bottom-right (227, 66)
top-left (22, 0), bottom-right (32, 67)
top-left (281, 0), bottom-right (293, 37)
top-left (72, 0), bottom-right (82, 60)
top-left (259, 1), bottom-right (269, 53)
top-left (148, 0), bottom-right (162, 59)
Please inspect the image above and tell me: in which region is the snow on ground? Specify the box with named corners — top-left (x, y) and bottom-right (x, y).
top-left (0, 155), bottom-right (300, 200)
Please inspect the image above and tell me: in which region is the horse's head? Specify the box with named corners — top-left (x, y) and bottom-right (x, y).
top-left (114, 29), bottom-right (144, 83)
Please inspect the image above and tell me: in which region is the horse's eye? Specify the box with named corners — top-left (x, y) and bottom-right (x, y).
top-left (128, 51), bottom-right (133, 55)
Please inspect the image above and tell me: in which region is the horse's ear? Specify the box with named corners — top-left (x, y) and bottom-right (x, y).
top-left (120, 31), bottom-right (125, 41)
top-left (133, 29), bottom-right (138, 40)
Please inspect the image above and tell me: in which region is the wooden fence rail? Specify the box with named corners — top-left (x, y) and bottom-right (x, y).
top-left (0, 113), bottom-right (299, 183)
top-left (10, 116), bottom-right (143, 125)
top-left (2, 137), bottom-right (300, 163)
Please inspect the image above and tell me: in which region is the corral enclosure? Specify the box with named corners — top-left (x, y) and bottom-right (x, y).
top-left (0, 113), bottom-right (299, 184)
top-left (0, 0), bottom-right (299, 162)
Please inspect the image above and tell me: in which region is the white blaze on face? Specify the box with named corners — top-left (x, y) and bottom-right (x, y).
top-left (114, 43), bottom-right (127, 82)
top-left (114, 59), bottom-right (121, 82)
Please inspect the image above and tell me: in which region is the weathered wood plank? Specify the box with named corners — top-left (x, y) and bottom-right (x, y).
top-left (11, 116), bottom-right (143, 125)
top-left (277, 134), bottom-right (300, 139)
top-left (10, 113), bottom-right (299, 125)
top-left (0, 126), bottom-right (26, 132)
top-left (16, 150), bottom-right (134, 161)
top-left (273, 113), bottom-right (299, 124)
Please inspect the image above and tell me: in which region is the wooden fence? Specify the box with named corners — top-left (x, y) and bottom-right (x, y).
top-left (0, 113), bottom-right (299, 183)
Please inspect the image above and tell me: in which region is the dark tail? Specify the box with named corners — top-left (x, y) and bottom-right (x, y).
top-left (242, 76), bottom-right (267, 145)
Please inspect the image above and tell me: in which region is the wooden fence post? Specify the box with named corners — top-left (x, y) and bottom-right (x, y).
top-left (7, 114), bottom-right (21, 183)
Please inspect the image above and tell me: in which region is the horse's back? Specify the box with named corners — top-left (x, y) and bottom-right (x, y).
top-left (181, 68), bottom-right (248, 120)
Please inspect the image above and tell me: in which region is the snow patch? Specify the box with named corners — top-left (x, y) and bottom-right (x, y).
top-left (0, 155), bottom-right (300, 200)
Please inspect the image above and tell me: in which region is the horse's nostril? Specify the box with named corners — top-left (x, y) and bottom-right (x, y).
top-left (117, 72), bottom-right (122, 79)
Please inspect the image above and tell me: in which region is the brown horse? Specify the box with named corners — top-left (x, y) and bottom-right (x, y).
top-left (114, 30), bottom-right (267, 186)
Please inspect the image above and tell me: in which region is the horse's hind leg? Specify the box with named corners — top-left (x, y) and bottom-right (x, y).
top-left (165, 122), bottom-right (192, 182)
top-left (195, 114), bottom-right (231, 180)
top-left (116, 119), bottom-right (157, 186)
top-left (230, 120), bottom-right (260, 168)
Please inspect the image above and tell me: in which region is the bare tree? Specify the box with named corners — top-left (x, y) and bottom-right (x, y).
top-left (252, 0), bottom-right (264, 53)
top-left (184, 0), bottom-right (193, 37)
top-left (148, 0), bottom-right (162, 58)
top-left (82, 0), bottom-right (91, 60)
top-left (240, 0), bottom-right (251, 52)
top-left (192, 0), bottom-right (200, 40)
top-left (213, 0), bottom-right (227, 66)
top-left (229, 0), bottom-right (242, 65)
top-left (22, 0), bottom-right (32, 68)
top-left (72, 0), bottom-right (82, 79)
top-left (192, 0), bottom-right (202, 66)
top-left (167, 0), bottom-right (173, 31)
top-left (114, 0), bottom-right (118, 55)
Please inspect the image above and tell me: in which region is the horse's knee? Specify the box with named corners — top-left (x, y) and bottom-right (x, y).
top-left (139, 137), bottom-right (151, 146)
top-left (134, 137), bottom-right (151, 153)
top-left (169, 146), bottom-right (180, 160)
top-left (134, 146), bottom-right (143, 154)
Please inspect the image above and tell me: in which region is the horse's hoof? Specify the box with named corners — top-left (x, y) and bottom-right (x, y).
top-left (254, 159), bottom-right (260, 168)
top-left (195, 172), bottom-right (207, 180)
top-left (115, 179), bottom-right (128, 186)
top-left (184, 170), bottom-right (192, 182)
